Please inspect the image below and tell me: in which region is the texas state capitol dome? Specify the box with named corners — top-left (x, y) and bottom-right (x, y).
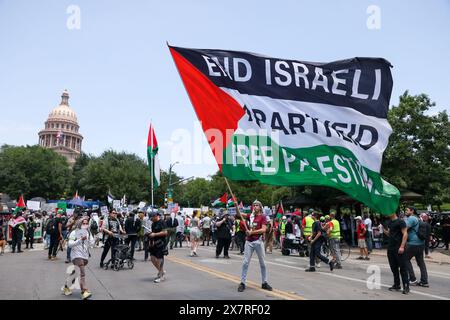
top-left (38, 90), bottom-right (83, 166)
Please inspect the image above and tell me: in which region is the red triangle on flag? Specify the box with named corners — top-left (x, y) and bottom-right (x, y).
top-left (147, 123), bottom-right (158, 150)
top-left (219, 193), bottom-right (228, 203)
top-left (17, 195), bottom-right (26, 208)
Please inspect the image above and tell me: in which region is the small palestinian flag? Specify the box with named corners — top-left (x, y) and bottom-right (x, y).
top-left (227, 198), bottom-right (235, 208)
top-left (212, 193), bottom-right (228, 208)
top-left (17, 195), bottom-right (26, 208)
top-left (147, 123), bottom-right (160, 188)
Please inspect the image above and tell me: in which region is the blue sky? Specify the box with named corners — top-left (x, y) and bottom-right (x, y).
top-left (0, 0), bottom-right (449, 179)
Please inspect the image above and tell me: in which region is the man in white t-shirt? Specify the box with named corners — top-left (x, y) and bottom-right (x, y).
top-left (364, 214), bottom-right (373, 254)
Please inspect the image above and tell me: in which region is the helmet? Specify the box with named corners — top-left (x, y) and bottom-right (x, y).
top-left (325, 215), bottom-right (330, 220)
top-left (320, 216), bottom-right (325, 222)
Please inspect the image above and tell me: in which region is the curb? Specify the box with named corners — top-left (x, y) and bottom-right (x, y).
top-left (350, 250), bottom-right (450, 265)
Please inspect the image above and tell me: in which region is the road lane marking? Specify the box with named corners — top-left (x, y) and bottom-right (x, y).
top-left (195, 247), bottom-right (450, 300)
top-left (167, 255), bottom-right (306, 300)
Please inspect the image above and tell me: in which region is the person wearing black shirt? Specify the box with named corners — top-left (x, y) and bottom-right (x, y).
top-left (46, 213), bottom-right (60, 260)
top-left (25, 216), bottom-right (36, 249)
top-left (305, 214), bottom-right (335, 272)
top-left (100, 210), bottom-right (124, 268)
top-left (384, 212), bottom-right (409, 294)
top-left (148, 212), bottom-right (168, 283)
top-left (125, 212), bottom-right (141, 260)
top-left (215, 211), bottom-right (233, 259)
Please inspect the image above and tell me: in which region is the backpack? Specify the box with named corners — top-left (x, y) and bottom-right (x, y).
top-left (417, 220), bottom-right (427, 241)
top-left (45, 218), bottom-right (56, 234)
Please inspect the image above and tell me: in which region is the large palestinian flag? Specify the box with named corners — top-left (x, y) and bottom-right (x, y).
top-left (147, 123), bottom-right (160, 188)
top-left (169, 46), bottom-right (400, 214)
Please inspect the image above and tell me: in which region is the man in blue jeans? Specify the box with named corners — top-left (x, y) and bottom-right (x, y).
top-left (405, 207), bottom-right (429, 287)
top-left (236, 200), bottom-right (273, 292)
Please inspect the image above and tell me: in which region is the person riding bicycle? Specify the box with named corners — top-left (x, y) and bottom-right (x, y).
top-left (100, 210), bottom-right (124, 268)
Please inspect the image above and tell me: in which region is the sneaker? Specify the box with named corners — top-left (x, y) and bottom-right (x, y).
top-left (409, 279), bottom-right (418, 285)
top-left (100, 262), bottom-right (104, 268)
top-left (305, 267), bottom-right (316, 272)
top-left (238, 283), bottom-right (246, 292)
top-left (329, 261), bottom-right (335, 271)
top-left (154, 277), bottom-right (161, 283)
top-left (51, 256), bottom-right (57, 261)
top-left (193, 252), bottom-right (198, 256)
top-left (364, 257), bottom-right (370, 261)
top-left (316, 262), bottom-right (321, 268)
top-left (335, 264), bottom-right (343, 269)
top-left (224, 255), bottom-right (230, 259)
top-left (417, 282), bottom-right (429, 288)
top-left (261, 282), bottom-right (273, 291)
top-left (65, 260), bottom-right (70, 264)
top-left (215, 255), bottom-right (219, 259)
top-left (402, 286), bottom-right (410, 295)
top-left (81, 290), bottom-right (92, 300)
top-left (388, 285), bottom-right (401, 291)
top-left (62, 286), bottom-right (72, 296)
top-left (357, 256), bottom-right (364, 260)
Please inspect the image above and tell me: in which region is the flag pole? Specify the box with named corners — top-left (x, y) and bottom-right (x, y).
top-left (223, 177), bottom-right (248, 232)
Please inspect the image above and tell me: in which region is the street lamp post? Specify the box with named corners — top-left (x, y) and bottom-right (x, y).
top-left (167, 161), bottom-right (179, 204)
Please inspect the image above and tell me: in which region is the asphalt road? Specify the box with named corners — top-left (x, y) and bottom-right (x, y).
top-left (1, 243), bottom-right (449, 300)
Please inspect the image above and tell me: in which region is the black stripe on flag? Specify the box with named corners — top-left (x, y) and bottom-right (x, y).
top-left (170, 46), bottom-right (393, 119)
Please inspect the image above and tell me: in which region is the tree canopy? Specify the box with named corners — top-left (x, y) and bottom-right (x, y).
top-left (0, 145), bottom-right (72, 199)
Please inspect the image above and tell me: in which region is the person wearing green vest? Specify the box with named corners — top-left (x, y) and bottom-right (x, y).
top-left (280, 216), bottom-right (287, 249)
top-left (302, 212), bottom-right (315, 257)
top-left (327, 213), bottom-right (342, 269)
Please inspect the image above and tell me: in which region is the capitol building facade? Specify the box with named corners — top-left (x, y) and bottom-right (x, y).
top-left (38, 90), bottom-right (83, 166)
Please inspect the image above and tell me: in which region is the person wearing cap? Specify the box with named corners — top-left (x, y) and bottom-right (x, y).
top-left (327, 213), bottom-right (342, 269)
top-left (356, 216), bottom-right (369, 260)
top-left (148, 210), bottom-right (168, 283)
top-left (236, 200), bottom-right (273, 292)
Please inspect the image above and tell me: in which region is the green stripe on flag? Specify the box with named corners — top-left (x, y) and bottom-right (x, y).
top-left (222, 134), bottom-right (400, 215)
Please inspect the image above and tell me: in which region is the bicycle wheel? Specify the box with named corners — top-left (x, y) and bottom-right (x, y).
top-left (339, 241), bottom-right (351, 261)
top-left (430, 235), bottom-right (439, 249)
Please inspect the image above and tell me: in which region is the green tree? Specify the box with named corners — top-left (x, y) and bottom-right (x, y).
top-left (76, 150), bottom-right (151, 203)
top-left (382, 92), bottom-right (450, 208)
top-left (0, 145), bottom-right (72, 199)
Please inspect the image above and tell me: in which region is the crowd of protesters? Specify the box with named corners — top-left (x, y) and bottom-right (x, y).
top-left (1, 202), bottom-right (448, 299)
